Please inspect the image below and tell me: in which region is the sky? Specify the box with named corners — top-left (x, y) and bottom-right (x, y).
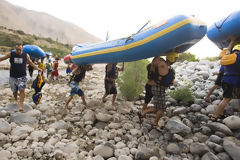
top-left (6, 0), bottom-right (240, 59)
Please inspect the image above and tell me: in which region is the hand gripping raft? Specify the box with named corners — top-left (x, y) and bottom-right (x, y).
top-left (71, 15), bottom-right (207, 65)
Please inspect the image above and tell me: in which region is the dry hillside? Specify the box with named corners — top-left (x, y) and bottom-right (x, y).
top-left (0, 0), bottom-right (101, 44)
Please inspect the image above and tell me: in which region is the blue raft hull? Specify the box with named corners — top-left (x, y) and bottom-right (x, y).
top-left (71, 15), bottom-right (206, 65)
top-left (22, 45), bottom-right (46, 59)
top-left (207, 10), bottom-right (240, 49)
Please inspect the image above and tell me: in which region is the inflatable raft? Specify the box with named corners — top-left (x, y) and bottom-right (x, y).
top-left (71, 15), bottom-right (207, 65)
top-left (207, 10), bottom-right (240, 49)
top-left (22, 45), bottom-right (46, 60)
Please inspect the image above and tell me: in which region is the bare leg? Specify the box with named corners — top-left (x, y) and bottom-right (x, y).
top-left (65, 96), bottom-right (73, 108)
top-left (112, 94), bottom-right (117, 107)
top-left (205, 85), bottom-right (218, 102)
top-left (213, 98), bottom-right (232, 118)
top-left (81, 95), bottom-right (88, 109)
top-left (142, 107), bottom-right (158, 117)
top-left (142, 103), bottom-right (148, 112)
top-left (101, 94), bottom-right (108, 104)
top-left (13, 91), bottom-right (18, 106)
top-left (154, 109), bottom-right (163, 125)
top-left (19, 89), bottom-right (25, 111)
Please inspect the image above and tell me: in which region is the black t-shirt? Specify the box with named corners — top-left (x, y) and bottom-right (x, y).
top-left (9, 50), bottom-right (27, 78)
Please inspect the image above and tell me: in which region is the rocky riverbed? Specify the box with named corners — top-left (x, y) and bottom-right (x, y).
top-left (0, 61), bottom-right (240, 160)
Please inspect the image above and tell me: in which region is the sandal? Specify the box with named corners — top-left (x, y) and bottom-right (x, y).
top-left (218, 114), bottom-right (228, 119)
top-left (137, 111), bottom-right (143, 124)
top-left (18, 108), bottom-right (24, 112)
top-left (153, 124), bottom-right (161, 132)
top-left (210, 115), bottom-right (221, 122)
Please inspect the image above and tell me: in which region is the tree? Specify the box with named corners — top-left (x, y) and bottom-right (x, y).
top-left (117, 59), bottom-right (149, 100)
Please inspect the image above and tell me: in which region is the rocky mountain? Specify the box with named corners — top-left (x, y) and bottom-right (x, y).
top-left (0, 0), bottom-right (101, 44)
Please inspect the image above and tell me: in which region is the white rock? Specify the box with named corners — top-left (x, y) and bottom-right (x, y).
top-left (96, 112), bottom-right (112, 122)
top-left (93, 144), bottom-right (114, 159)
top-left (0, 120), bottom-right (11, 134)
top-left (0, 150), bottom-right (11, 160)
top-left (49, 120), bottom-right (68, 130)
top-left (30, 130), bottom-right (48, 141)
top-left (223, 116), bottom-right (240, 129)
top-left (11, 125), bottom-right (34, 137)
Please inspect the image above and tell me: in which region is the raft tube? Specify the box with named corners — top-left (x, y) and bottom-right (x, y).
top-left (22, 45), bottom-right (46, 60)
top-left (207, 10), bottom-right (240, 49)
top-left (71, 15), bottom-right (206, 65)
top-left (64, 54), bottom-right (72, 64)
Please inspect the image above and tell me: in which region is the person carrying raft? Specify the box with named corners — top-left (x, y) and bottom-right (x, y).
top-left (65, 65), bottom-right (93, 109)
top-left (0, 43), bottom-right (42, 111)
top-left (101, 63), bottom-right (124, 107)
top-left (138, 52), bottom-right (179, 131)
top-left (211, 39), bottom-right (240, 121)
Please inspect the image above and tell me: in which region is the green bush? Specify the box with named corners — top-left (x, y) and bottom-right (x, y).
top-left (168, 80), bottom-right (195, 105)
top-left (177, 52), bottom-right (199, 62)
top-left (203, 56), bottom-right (219, 61)
top-left (117, 60), bottom-right (149, 100)
top-left (0, 32), bottom-right (20, 47)
top-left (16, 30), bottom-right (25, 35)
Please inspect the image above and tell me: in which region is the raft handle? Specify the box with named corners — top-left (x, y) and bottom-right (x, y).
top-left (125, 35), bottom-right (134, 43)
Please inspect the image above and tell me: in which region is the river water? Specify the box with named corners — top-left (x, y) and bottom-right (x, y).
top-left (0, 70), bottom-right (9, 86)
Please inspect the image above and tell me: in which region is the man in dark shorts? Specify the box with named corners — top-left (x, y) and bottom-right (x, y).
top-left (0, 43), bottom-right (41, 111)
top-left (211, 42), bottom-right (240, 121)
top-left (65, 65), bottom-right (92, 109)
top-left (141, 56), bottom-right (160, 112)
top-left (205, 49), bottom-right (226, 102)
top-left (138, 53), bottom-right (178, 130)
top-left (101, 63), bottom-right (124, 107)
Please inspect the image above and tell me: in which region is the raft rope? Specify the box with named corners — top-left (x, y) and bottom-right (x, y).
top-left (215, 12), bottom-right (235, 31)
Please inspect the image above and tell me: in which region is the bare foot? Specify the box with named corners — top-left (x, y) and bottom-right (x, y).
top-left (18, 107), bottom-right (24, 112)
top-left (204, 96), bottom-right (211, 102)
top-left (14, 101), bottom-right (19, 106)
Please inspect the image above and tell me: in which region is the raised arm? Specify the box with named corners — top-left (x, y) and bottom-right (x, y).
top-left (26, 54), bottom-right (41, 71)
top-left (72, 66), bottom-right (81, 75)
top-left (119, 62), bottom-right (124, 71)
top-left (0, 52), bottom-right (10, 62)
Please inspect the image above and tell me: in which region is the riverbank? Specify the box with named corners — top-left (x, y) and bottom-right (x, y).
top-left (0, 61), bottom-right (240, 160)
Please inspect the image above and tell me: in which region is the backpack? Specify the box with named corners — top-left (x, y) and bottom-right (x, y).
top-left (32, 74), bottom-right (45, 93)
top-left (32, 92), bottom-right (42, 105)
top-left (153, 67), bottom-right (175, 87)
top-left (106, 64), bottom-right (118, 79)
top-left (46, 63), bottom-right (52, 71)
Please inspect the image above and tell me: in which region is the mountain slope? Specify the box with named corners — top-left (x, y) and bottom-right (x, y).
top-left (0, 0), bottom-right (101, 44)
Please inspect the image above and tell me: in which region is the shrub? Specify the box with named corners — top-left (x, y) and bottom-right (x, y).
top-left (177, 52), bottom-right (199, 62)
top-left (117, 60), bottom-right (149, 100)
top-left (203, 56), bottom-right (219, 61)
top-left (16, 30), bottom-right (25, 35)
top-left (168, 79), bottom-right (195, 105)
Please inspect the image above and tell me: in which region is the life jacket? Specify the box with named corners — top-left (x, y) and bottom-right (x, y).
top-left (38, 62), bottom-right (45, 70)
top-left (106, 64), bottom-right (118, 79)
top-left (46, 62), bottom-right (52, 71)
top-left (32, 92), bottom-right (42, 105)
top-left (153, 66), bottom-right (175, 87)
top-left (32, 73), bottom-right (45, 93)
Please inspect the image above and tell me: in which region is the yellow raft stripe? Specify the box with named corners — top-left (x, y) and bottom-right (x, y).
top-left (71, 18), bottom-right (205, 59)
